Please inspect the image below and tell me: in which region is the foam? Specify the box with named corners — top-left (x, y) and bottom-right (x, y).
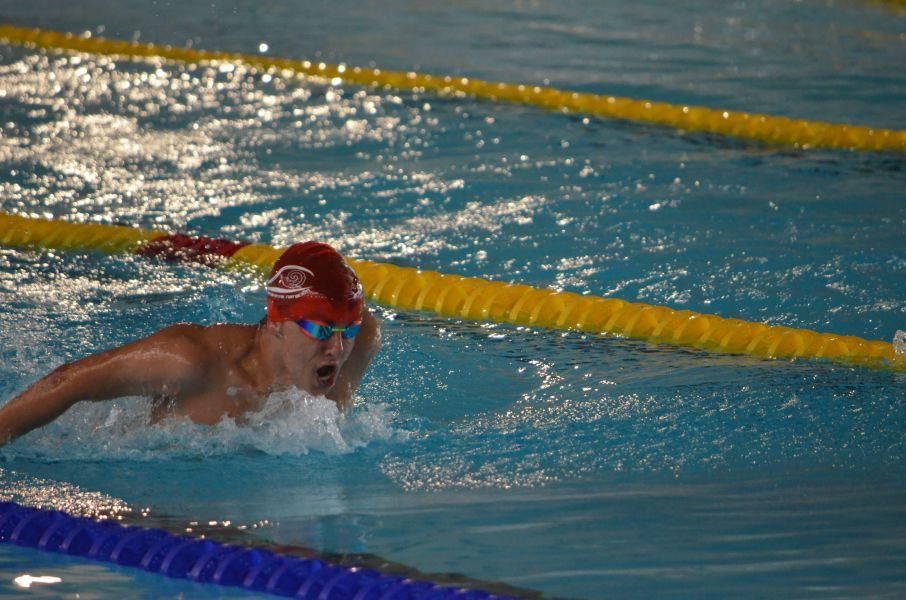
top-left (6, 388), bottom-right (402, 460)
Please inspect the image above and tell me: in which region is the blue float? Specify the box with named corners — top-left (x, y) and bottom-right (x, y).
top-left (0, 501), bottom-right (513, 599)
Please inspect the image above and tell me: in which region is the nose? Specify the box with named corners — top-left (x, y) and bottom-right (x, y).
top-left (322, 331), bottom-right (344, 357)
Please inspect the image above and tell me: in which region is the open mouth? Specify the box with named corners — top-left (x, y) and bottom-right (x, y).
top-left (315, 364), bottom-right (336, 383)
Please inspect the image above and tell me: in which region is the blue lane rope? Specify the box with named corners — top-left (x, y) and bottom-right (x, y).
top-left (0, 501), bottom-right (513, 599)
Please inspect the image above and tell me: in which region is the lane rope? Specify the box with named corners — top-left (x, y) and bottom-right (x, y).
top-left (0, 501), bottom-right (512, 599)
top-left (1, 212), bottom-right (902, 372)
top-left (0, 24), bottom-right (904, 153)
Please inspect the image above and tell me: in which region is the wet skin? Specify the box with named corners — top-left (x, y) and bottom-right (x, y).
top-left (0, 310), bottom-right (380, 445)
top-left (150, 318), bottom-right (359, 424)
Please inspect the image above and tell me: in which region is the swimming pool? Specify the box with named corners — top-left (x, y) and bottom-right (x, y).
top-left (1, 0), bottom-right (904, 597)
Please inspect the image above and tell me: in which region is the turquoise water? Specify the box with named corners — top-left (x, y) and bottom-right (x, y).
top-left (0, 0), bottom-right (905, 597)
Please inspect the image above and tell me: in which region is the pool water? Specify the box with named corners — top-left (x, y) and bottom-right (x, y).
top-left (0, 0), bottom-right (904, 597)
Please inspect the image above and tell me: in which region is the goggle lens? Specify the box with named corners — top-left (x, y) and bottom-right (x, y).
top-left (296, 319), bottom-right (361, 341)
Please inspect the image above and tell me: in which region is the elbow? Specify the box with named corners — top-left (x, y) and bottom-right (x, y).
top-left (46, 363), bottom-right (71, 388)
top-left (372, 324), bottom-right (382, 351)
top-left (366, 321), bottom-right (382, 359)
top-left (361, 310), bottom-right (382, 355)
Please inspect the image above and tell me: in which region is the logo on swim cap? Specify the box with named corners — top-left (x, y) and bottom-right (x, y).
top-left (266, 265), bottom-right (320, 299)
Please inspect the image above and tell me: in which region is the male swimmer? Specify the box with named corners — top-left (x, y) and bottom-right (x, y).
top-left (0, 242), bottom-right (380, 446)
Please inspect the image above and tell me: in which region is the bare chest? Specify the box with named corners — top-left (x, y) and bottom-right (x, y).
top-left (150, 367), bottom-right (263, 425)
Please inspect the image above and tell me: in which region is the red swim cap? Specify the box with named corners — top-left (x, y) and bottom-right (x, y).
top-left (266, 242), bottom-right (364, 324)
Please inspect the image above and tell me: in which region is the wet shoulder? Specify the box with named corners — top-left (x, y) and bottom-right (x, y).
top-left (195, 323), bottom-right (257, 358)
top-left (140, 323), bottom-right (255, 361)
top-left (148, 323), bottom-right (206, 344)
top-left (139, 323), bottom-right (210, 360)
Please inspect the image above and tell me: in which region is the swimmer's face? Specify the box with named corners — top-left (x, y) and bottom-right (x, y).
top-left (273, 319), bottom-right (356, 395)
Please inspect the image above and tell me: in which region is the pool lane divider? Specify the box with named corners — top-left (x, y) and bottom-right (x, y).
top-left (0, 24), bottom-right (904, 153)
top-left (0, 501), bottom-right (512, 599)
top-left (1, 212), bottom-right (903, 372)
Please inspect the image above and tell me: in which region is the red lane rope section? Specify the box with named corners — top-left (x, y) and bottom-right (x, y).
top-left (136, 233), bottom-right (250, 266)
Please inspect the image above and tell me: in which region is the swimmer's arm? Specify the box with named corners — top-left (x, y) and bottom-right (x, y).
top-left (328, 308), bottom-right (381, 410)
top-left (0, 326), bottom-right (206, 446)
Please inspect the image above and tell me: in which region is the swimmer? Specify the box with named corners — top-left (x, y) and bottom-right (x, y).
top-left (0, 241), bottom-right (380, 446)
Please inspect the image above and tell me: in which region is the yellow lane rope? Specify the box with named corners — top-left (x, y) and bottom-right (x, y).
top-left (1, 212), bottom-right (901, 372)
top-left (1, 24), bottom-right (904, 153)
top-left (0, 212), bottom-right (165, 254)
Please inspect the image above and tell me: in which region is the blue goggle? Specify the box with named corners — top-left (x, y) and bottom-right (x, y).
top-left (295, 319), bottom-right (362, 341)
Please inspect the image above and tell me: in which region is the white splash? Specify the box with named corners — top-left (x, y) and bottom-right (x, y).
top-left (7, 389), bottom-right (401, 460)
